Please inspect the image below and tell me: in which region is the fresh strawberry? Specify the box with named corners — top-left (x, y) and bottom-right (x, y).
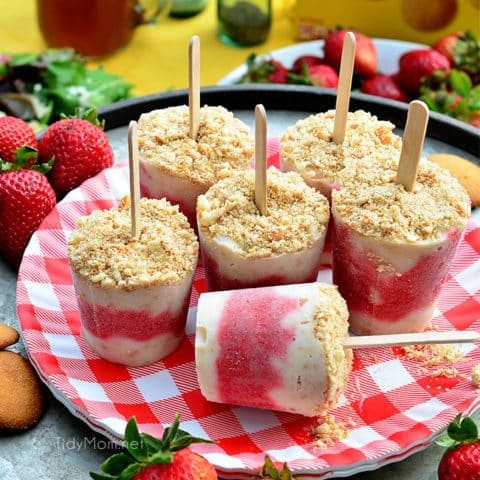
top-left (291, 55), bottom-right (323, 74)
top-left (90, 415), bottom-right (217, 480)
top-left (434, 30), bottom-right (480, 78)
top-left (267, 60), bottom-right (289, 84)
top-left (39, 109), bottom-right (113, 198)
top-left (240, 55), bottom-right (289, 84)
top-left (260, 455), bottom-right (296, 479)
top-left (437, 414), bottom-right (480, 480)
top-left (324, 29), bottom-right (378, 77)
top-left (307, 64), bottom-right (339, 88)
top-left (420, 69), bottom-right (480, 125)
top-left (397, 49), bottom-right (451, 96)
top-left (0, 116), bottom-right (38, 164)
top-left (0, 148), bottom-right (56, 269)
top-left (433, 32), bottom-right (461, 65)
top-left (361, 74), bottom-right (409, 102)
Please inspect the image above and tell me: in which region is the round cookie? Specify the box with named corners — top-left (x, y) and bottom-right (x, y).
top-left (0, 324), bottom-right (19, 349)
top-left (428, 153), bottom-right (480, 207)
top-left (0, 350), bottom-right (46, 430)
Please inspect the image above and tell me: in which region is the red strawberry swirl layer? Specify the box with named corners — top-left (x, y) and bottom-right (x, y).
top-left (332, 216), bottom-right (464, 334)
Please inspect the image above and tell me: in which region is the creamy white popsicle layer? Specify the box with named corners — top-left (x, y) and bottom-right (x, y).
top-left (68, 196), bottom-right (199, 366)
top-left (138, 105), bottom-right (254, 229)
top-left (280, 109), bottom-right (402, 264)
top-left (332, 157), bottom-right (471, 335)
top-left (196, 167), bottom-right (330, 290)
top-left (195, 282), bottom-right (352, 417)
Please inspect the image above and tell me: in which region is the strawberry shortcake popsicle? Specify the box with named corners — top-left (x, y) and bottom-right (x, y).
top-left (137, 105), bottom-right (254, 228)
top-left (196, 167), bottom-right (330, 290)
top-left (280, 109), bottom-right (402, 263)
top-left (195, 282), bottom-right (352, 417)
top-left (68, 196), bottom-right (199, 366)
top-left (332, 157), bottom-right (471, 335)
top-left (280, 109), bottom-right (401, 199)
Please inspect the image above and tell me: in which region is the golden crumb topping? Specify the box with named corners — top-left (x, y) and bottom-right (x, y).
top-left (68, 197), bottom-right (198, 289)
top-left (313, 414), bottom-right (353, 448)
top-left (196, 167), bottom-right (330, 258)
top-left (402, 343), bottom-right (465, 365)
top-left (280, 109), bottom-right (401, 183)
top-left (138, 105), bottom-right (254, 185)
top-left (333, 158), bottom-right (471, 243)
top-left (312, 284), bottom-right (352, 415)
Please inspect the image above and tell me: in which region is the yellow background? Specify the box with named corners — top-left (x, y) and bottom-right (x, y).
top-left (293, 0), bottom-right (480, 44)
top-left (0, 0), bottom-right (296, 96)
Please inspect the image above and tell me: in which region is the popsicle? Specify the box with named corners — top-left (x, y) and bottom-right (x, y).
top-left (195, 282), bottom-right (479, 417)
top-left (280, 109), bottom-right (401, 199)
top-left (68, 195), bottom-right (199, 366)
top-left (279, 34), bottom-right (401, 264)
top-left (279, 33), bottom-right (400, 201)
top-left (331, 101), bottom-right (471, 335)
top-left (195, 282), bottom-right (352, 417)
top-left (138, 37), bottom-right (254, 228)
top-left (196, 166), bottom-right (330, 290)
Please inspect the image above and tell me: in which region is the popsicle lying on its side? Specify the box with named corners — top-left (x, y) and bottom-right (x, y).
top-left (195, 282), bottom-right (352, 417)
top-left (195, 282), bottom-right (479, 417)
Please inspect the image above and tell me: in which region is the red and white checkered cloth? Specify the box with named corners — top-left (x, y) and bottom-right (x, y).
top-left (17, 140), bottom-right (480, 478)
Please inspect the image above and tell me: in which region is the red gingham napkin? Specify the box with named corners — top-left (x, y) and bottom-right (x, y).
top-left (17, 140), bottom-right (480, 478)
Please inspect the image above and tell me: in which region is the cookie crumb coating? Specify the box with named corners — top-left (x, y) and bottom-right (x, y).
top-left (312, 284), bottom-right (352, 416)
top-left (334, 157), bottom-right (471, 243)
top-left (280, 109), bottom-right (401, 185)
top-left (138, 105), bottom-right (254, 186)
top-left (68, 196), bottom-right (199, 290)
top-left (197, 167), bottom-right (330, 258)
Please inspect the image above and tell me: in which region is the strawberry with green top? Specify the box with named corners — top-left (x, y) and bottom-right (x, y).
top-left (0, 148), bottom-right (56, 269)
top-left (433, 30), bottom-right (480, 80)
top-left (437, 414), bottom-right (480, 480)
top-left (323, 29), bottom-right (378, 78)
top-left (39, 108), bottom-right (114, 198)
top-left (90, 414), bottom-right (217, 480)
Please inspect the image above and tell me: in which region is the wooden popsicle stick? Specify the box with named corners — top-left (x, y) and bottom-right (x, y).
top-left (333, 31), bottom-right (356, 145)
top-left (344, 330), bottom-right (479, 349)
top-left (396, 100), bottom-right (429, 192)
top-left (189, 35), bottom-right (200, 140)
top-left (255, 104), bottom-right (268, 216)
top-left (128, 120), bottom-right (141, 239)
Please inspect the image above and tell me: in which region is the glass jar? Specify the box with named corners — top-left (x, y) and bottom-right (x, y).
top-left (170, 0), bottom-right (208, 17)
top-left (217, 0), bottom-right (271, 47)
top-left (36, 0), bottom-right (171, 57)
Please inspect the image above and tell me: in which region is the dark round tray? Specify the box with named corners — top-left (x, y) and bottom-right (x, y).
top-left (99, 84), bottom-right (480, 162)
